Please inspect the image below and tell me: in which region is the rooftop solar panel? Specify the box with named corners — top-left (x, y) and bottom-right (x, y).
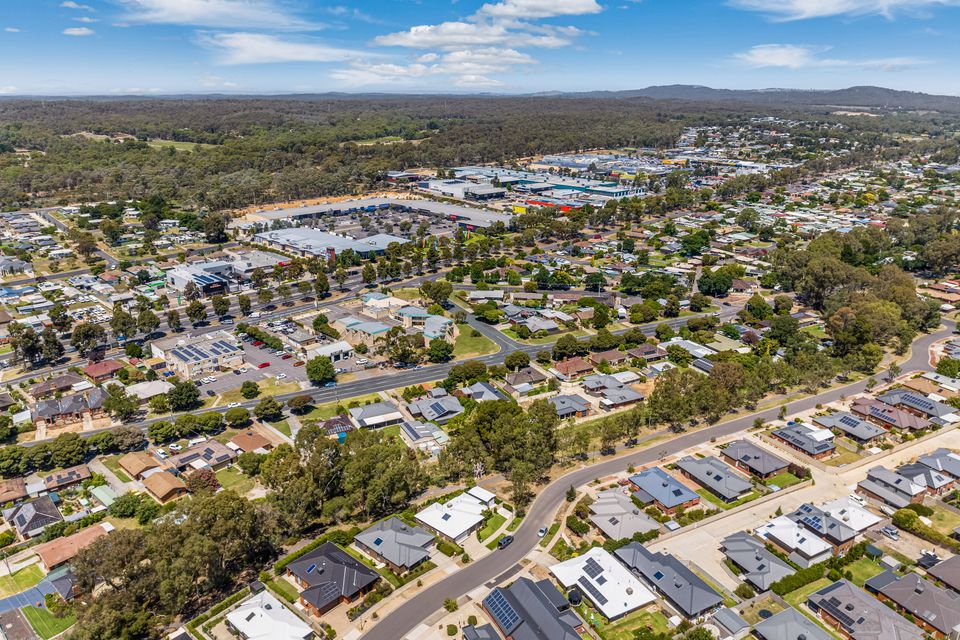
top-left (578, 576), bottom-right (609, 606)
top-left (485, 590), bottom-right (521, 633)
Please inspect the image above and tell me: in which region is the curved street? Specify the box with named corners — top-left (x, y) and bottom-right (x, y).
top-left (361, 319), bottom-right (956, 640)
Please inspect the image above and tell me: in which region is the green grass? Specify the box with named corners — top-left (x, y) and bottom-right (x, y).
top-left (846, 557), bottom-right (884, 587)
top-left (101, 455), bottom-right (132, 483)
top-left (823, 449), bottom-right (863, 467)
top-left (217, 380), bottom-right (301, 405)
top-left (539, 522), bottom-right (561, 547)
top-left (453, 324), bottom-right (499, 358)
top-left (765, 471), bottom-right (805, 489)
top-left (501, 328), bottom-right (589, 345)
top-left (579, 605), bottom-right (670, 640)
top-left (266, 577), bottom-right (300, 603)
top-left (802, 325), bottom-right (829, 340)
top-left (507, 516), bottom-right (523, 532)
top-left (695, 488), bottom-right (759, 511)
top-left (486, 533), bottom-right (507, 550)
top-left (146, 139), bottom-right (215, 152)
top-left (22, 606), bottom-right (76, 640)
top-left (301, 393), bottom-right (382, 422)
top-left (270, 420), bottom-right (292, 437)
top-left (477, 513), bottom-right (507, 542)
top-left (0, 564), bottom-right (44, 597)
top-left (739, 597), bottom-right (786, 624)
top-left (343, 546), bottom-right (402, 588)
top-left (216, 467), bottom-right (255, 495)
top-left (929, 506), bottom-right (960, 537)
top-left (784, 578), bottom-right (832, 607)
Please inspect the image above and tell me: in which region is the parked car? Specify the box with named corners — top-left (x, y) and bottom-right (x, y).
top-left (206, 390), bottom-right (216, 397)
top-left (323, 381), bottom-right (336, 388)
top-left (537, 527), bottom-right (548, 538)
top-left (293, 361), bottom-right (305, 367)
top-left (600, 446), bottom-right (615, 456)
top-left (257, 362), bottom-right (271, 369)
top-left (156, 448), bottom-right (168, 459)
top-left (356, 358), bottom-right (370, 365)
top-left (281, 353), bottom-right (293, 360)
top-left (227, 402), bottom-right (241, 408)
top-left (497, 535), bottom-right (514, 550)
top-left (168, 444), bottom-right (182, 452)
top-left (276, 373), bottom-right (287, 380)
top-left (881, 525), bottom-right (899, 541)
top-left (252, 340), bottom-right (263, 347)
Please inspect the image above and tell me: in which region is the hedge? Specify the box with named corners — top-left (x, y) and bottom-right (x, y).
top-left (274, 527), bottom-right (361, 575)
top-left (565, 516), bottom-right (590, 536)
top-left (186, 587), bottom-right (250, 635)
top-left (236, 324), bottom-right (284, 351)
top-left (436, 540), bottom-right (463, 557)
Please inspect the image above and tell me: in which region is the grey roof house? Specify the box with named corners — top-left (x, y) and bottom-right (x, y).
top-left (628, 467), bottom-right (700, 513)
top-left (675, 456), bottom-right (753, 503)
top-left (896, 462), bottom-right (954, 495)
top-left (917, 448), bottom-right (960, 479)
top-left (864, 571), bottom-right (960, 637)
top-left (3, 495), bottom-right (62, 539)
top-left (588, 489), bottom-right (660, 540)
top-left (857, 466), bottom-right (925, 509)
top-left (807, 580), bottom-right (923, 640)
top-left (354, 517), bottom-right (434, 574)
top-left (286, 542), bottom-right (380, 617)
top-left (927, 555), bottom-right (960, 594)
top-left (788, 503), bottom-right (857, 550)
top-left (771, 423), bottom-right (836, 459)
top-left (812, 412), bottom-right (886, 444)
top-left (614, 543), bottom-right (723, 619)
top-left (754, 607), bottom-right (833, 640)
top-left (406, 392), bottom-right (465, 425)
top-left (482, 577), bottom-right (582, 640)
top-left (877, 389), bottom-right (959, 423)
top-left (549, 394), bottom-right (592, 419)
top-left (721, 532), bottom-right (795, 591)
top-left (721, 440), bottom-right (789, 479)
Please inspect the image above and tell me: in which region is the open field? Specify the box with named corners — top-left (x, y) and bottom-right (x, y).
top-left (453, 324), bottom-right (499, 358)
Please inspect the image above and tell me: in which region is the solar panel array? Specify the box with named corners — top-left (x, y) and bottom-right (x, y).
top-left (584, 557), bottom-right (604, 579)
top-left (170, 339), bottom-right (240, 363)
top-left (820, 596), bottom-right (858, 630)
top-left (485, 589), bottom-right (521, 634)
top-left (578, 576), bottom-right (609, 606)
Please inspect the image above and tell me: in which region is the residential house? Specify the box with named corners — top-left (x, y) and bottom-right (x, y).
top-left (32, 387), bottom-right (108, 428)
top-left (549, 394), bottom-right (592, 419)
top-left (117, 451), bottom-right (161, 480)
top-left (43, 464), bottom-right (92, 492)
top-left (460, 381), bottom-right (506, 403)
top-left (675, 456), bottom-right (753, 503)
top-left (225, 591), bottom-right (314, 640)
top-left (807, 580), bottom-right (923, 640)
top-left (349, 401), bottom-right (404, 429)
top-left (482, 577), bottom-right (583, 640)
top-left (850, 397), bottom-right (930, 432)
top-left (462, 624), bottom-right (499, 640)
top-left (414, 491), bottom-right (488, 543)
top-left (720, 440), bottom-right (789, 480)
top-left (581, 374), bottom-right (645, 410)
top-left (755, 516), bottom-right (833, 568)
top-left (876, 389), bottom-right (959, 424)
top-left (228, 431), bottom-right (274, 454)
top-left (286, 542), bottom-right (380, 618)
top-left (590, 349), bottom-right (629, 367)
top-left (167, 440), bottom-right (236, 473)
top-left (588, 489), bottom-right (660, 540)
top-left (927, 555), bottom-right (960, 594)
top-left (660, 337), bottom-right (717, 360)
top-left (549, 548), bottom-right (655, 620)
top-left (627, 344), bottom-right (667, 363)
top-left (320, 415), bottom-right (354, 440)
top-left (28, 373), bottom-right (84, 400)
top-left (504, 367), bottom-right (547, 388)
top-left (34, 523), bottom-right (112, 571)
top-left (721, 532), bottom-right (795, 591)
top-left (812, 412), bottom-right (886, 445)
top-left (857, 466), bottom-right (925, 509)
top-left (771, 423), bottom-right (836, 459)
top-left (553, 357), bottom-right (595, 380)
top-left (754, 608), bottom-right (833, 640)
top-left (614, 543), bottom-right (724, 619)
top-left (788, 503), bottom-right (858, 555)
top-left (896, 462), bottom-right (954, 495)
top-left (142, 472), bottom-right (187, 503)
top-left (0, 478), bottom-right (27, 504)
top-left (3, 495), bottom-right (62, 539)
top-left (82, 359), bottom-right (124, 383)
top-left (125, 380), bottom-right (175, 403)
top-left (354, 517), bottom-right (434, 575)
top-left (628, 467), bottom-right (700, 515)
top-left (918, 448), bottom-right (960, 479)
top-left (864, 571), bottom-right (960, 639)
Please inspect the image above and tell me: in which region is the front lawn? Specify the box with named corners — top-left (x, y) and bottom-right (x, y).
top-left (301, 393), bottom-right (383, 422)
top-left (784, 577), bottom-right (832, 607)
top-left (0, 564), bottom-right (44, 597)
top-left (695, 488), bottom-right (759, 511)
top-left (270, 420), bottom-right (291, 437)
top-left (453, 324), bottom-right (498, 358)
top-left (823, 449), bottom-right (863, 467)
top-left (216, 467), bottom-right (255, 495)
top-left (101, 455), bottom-right (132, 483)
top-left (217, 380), bottom-right (301, 405)
top-left (765, 471), bottom-right (804, 489)
top-left (477, 513), bottom-right (507, 542)
top-left (22, 606), bottom-right (76, 640)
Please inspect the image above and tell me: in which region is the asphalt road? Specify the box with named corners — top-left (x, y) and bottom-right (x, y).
top-left (361, 320), bottom-right (956, 640)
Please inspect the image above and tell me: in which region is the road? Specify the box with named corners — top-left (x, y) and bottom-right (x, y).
top-left (361, 320), bottom-right (955, 640)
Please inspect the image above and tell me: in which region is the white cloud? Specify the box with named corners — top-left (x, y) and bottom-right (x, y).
top-left (4, 27), bottom-right (20, 33)
top-left (120, 0), bottom-right (318, 30)
top-left (63, 27), bottom-right (96, 36)
top-left (733, 43), bottom-right (931, 70)
top-left (729, 0), bottom-right (960, 20)
top-left (331, 47), bottom-right (534, 87)
top-left (0, 86), bottom-right (17, 94)
top-left (201, 74), bottom-right (240, 88)
top-left (61, 1), bottom-right (95, 10)
top-left (200, 32), bottom-right (364, 64)
top-left (476, 0), bottom-right (603, 19)
top-left (375, 22), bottom-right (512, 49)
top-left (73, 16), bottom-right (99, 23)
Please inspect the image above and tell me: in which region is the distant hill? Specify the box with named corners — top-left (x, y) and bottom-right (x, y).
top-left (552, 85), bottom-right (960, 112)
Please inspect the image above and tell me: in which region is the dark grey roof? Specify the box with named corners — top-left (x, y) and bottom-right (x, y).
top-left (549, 394), bottom-right (591, 418)
top-left (917, 448), bottom-right (960, 479)
top-left (807, 580), bottom-right (923, 640)
top-left (754, 607), bottom-right (833, 640)
top-left (614, 543), bottom-right (723, 618)
top-left (3, 495), bottom-right (62, 536)
top-left (723, 440), bottom-right (789, 476)
top-left (482, 577), bottom-right (581, 640)
top-left (712, 607), bottom-right (749, 635)
top-left (897, 463), bottom-right (953, 491)
top-left (721, 532), bottom-right (795, 590)
top-left (866, 571), bottom-right (960, 636)
top-left (858, 466), bottom-right (924, 509)
top-left (505, 367), bottom-right (548, 387)
top-left (407, 395), bottom-right (464, 424)
top-left (877, 389), bottom-right (956, 419)
top-left (286, 542), bottom-right (379, 610)
top-left (813, 412), bottom-right (886, 442)
top-left (462, 624), bottom-right (500, 640)
top-left (675, 456), bottom-right (752, 502)
top-left (354, 517), bottom-right (433, 571)
top-left (628, 467), bottom-right (699, 510)
top-left (928, 555), bottom-right (960, 593)
top-left (772, 423), bottom-right (835, 457)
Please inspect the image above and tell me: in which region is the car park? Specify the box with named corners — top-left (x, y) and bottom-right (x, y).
top-left (293, 361), bottom-right (304, 367)
top-left (281, 353), bottom-right (293, 360)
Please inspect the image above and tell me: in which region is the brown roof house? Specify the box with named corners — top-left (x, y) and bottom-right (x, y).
top-left (43, 464), bottom-right (92, 492)
top-left (0, 478), bottom-right (28, 505)
top-left (553, 357), bottom-right (594, 381)
top-left (34, 523), bottom-right (113, 570)
top-left (142, 471), bottom-right (187, 504)
top-left (228, 431), bottom-right (273, 454)
top-left (82, 359), bottom-right (124, 383)
top-left (117, 451), bottom-right (161, 480)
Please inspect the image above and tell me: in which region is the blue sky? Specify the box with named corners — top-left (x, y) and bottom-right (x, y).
top-left (1, 0), bottom-right (960, 95)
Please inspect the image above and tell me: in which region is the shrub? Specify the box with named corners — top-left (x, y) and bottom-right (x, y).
top-left (443, 598), bottom-right (458, 612)
top-left (565, 515), bottom-right (590, 536)
top-left (447, 624), bottom-right (457, 636)
top-left (734, 583), bottom-right (755, 599)
top-left (905, 503), bottom-right (934, 517)
top-left (468, 615), bottom-right (478, 626)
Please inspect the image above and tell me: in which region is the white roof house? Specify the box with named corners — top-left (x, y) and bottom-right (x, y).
top-left (756, 516), bottom-right (833, 567)
top-left (225, 591), bottom-right (312, 640)
top-left (550, 547), bottom-right (655, 620)
top-left (466, 486), bottom-right (496, 506)
top-left (125, 380), bottom-right (175, 401)
top-left (415, 492), bottom-right (487, 542)
top-left (348, 401), bottom-right (404, 429)
top-left (821, 497), bottom-right (883, 532)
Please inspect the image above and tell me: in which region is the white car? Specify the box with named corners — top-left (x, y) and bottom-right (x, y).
top-left (168, 443), bottom-right (183, 452)
top-left (227, 402), bottom-right (241, 408)
top-left (156, 448), bottom-right (168, 459)
top-left (356, 358), bottom-right (369, 365)
top-left (238, 367), bottom-right (248, 374)
top-left (276, 373), bottom-right (287, 380)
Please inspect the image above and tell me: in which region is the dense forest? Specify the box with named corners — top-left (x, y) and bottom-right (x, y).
top-left (1, 95), bottom-right (956, 211)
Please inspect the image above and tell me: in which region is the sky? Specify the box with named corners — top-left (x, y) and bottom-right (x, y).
top-left (2, 0), bottom-right (960, 95)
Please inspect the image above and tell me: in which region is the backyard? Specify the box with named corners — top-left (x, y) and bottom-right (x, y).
top-left (783, 578), bottom-right (832, 607)
top-left (738, 596), bottom-right (786, 625)
top-left (929, 505), bottom-right (960, 537)
top-left (22, 606), bottom-right (76, 640)
top-left (764, 471), bottom-right (805, 489)
top-left (696, 488), bottom-right (760, 511)
top-left (578, 604), bottom-right (669, 640)
top-left (215, 467), bottom-right (256, 495)
top-left (845, 557), bottom-right (884, 587)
